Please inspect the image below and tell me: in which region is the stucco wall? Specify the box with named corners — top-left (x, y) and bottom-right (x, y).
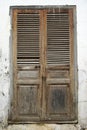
top-left (0, 0), bottom-right (87, 129)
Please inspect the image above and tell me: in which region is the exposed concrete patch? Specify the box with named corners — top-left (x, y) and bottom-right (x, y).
top-left (54, 124), bottom-right (80, 130)
top-left (0, 124), bottom-right (81, 130)
top-left (4, 124), bottom-right (55, 130)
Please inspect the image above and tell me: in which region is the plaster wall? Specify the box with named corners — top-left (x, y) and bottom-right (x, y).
top-left (0, 0), bottom-right (87, 129)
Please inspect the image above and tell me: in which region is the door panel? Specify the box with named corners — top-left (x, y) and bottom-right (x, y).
top-left (18, 70), bottom-right (39, 78)
top-left (47, 70), bottom-right (69, 79)
top-left (17, 85), bottom-right (40, 116)
top-left (47, 85), bottom-right (69, 114)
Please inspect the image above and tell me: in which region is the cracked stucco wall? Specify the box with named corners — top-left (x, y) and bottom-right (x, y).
top-left (0, 0), bottom-right (87, 130)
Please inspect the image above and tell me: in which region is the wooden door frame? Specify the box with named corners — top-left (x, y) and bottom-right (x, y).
top-left (9, 5), bottom-right (78, 124)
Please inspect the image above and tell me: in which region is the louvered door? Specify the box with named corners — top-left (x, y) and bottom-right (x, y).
top-left (45, 9), bottom-right (76, 121)
top-left (38, 8), bottom-right (76, 121)
top-left (11, 6), bottom-right (77, 123)
top-left (12, 10), bottom-right (42, 121)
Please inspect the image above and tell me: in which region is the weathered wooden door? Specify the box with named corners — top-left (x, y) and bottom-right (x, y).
top-left (11, 9), bottom-right (42, 121)
top-left (43, 9), bottom-right (76, 121)
top-left (10, 6), bottom-right (77, 123)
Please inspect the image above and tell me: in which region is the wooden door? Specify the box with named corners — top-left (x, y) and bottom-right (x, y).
top-left (38, 8), bottom-right (77, 121)
top-left (10, 6), bottom-right (77, 123)
top-left (11, 9), bottom-right (43, 121)
top-left (44, 8), bottom-right (77, 121)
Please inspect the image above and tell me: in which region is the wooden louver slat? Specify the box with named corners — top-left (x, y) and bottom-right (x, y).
top-left (47, 13), bottom-right (70, 65)
top-left (17, 13), bottom-right (40, 65)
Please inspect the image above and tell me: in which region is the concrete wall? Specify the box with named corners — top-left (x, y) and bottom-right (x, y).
top-left (0, 0), bottom-right (87, 129)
